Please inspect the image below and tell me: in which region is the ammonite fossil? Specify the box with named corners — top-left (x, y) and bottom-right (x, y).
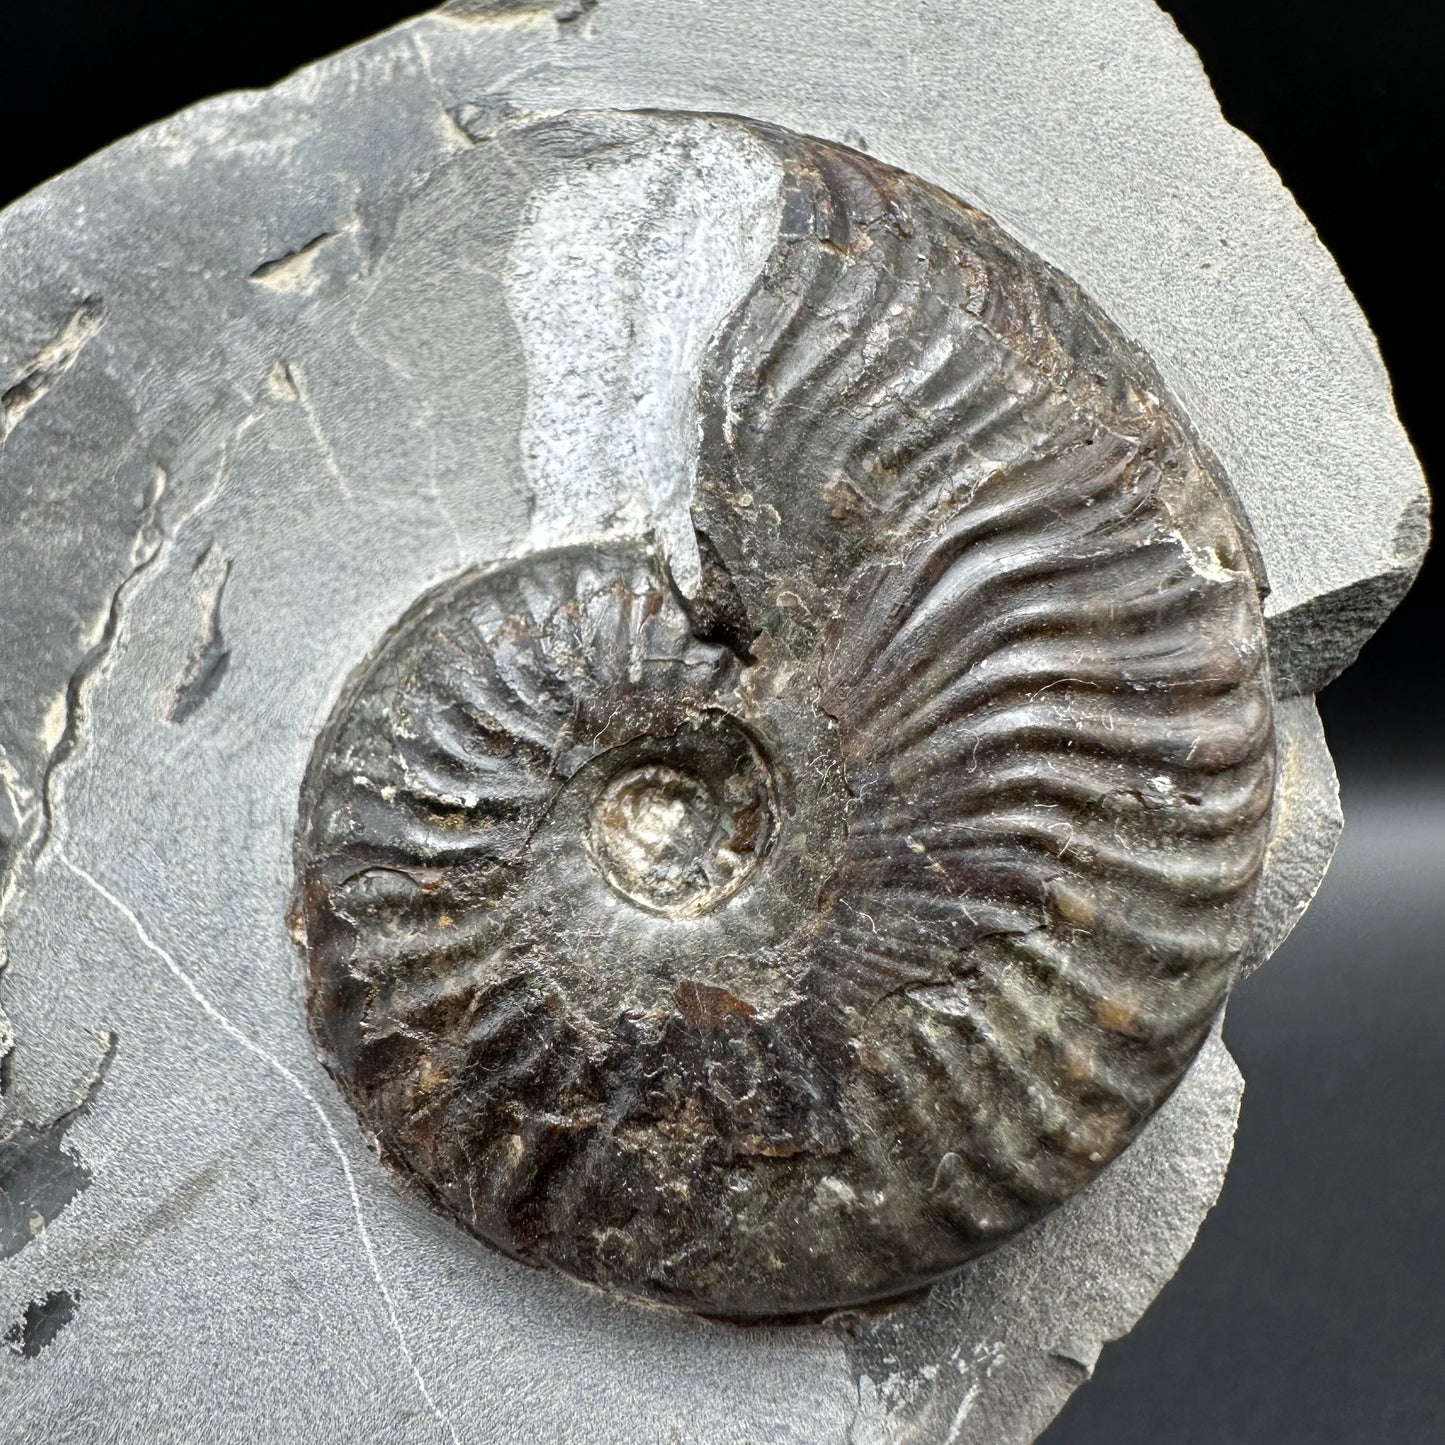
top-left (294, 114), bottom-right (1275, 1319)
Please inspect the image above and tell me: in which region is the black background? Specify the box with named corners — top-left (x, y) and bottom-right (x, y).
top-left (1, 3), bottom-right (1440, 1441)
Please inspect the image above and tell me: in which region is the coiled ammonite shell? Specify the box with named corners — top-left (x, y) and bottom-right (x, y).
top-left (295, 115), bottom-right (1275, 1319)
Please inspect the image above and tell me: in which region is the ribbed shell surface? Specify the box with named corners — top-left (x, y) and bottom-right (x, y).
top-left (296, 114), bottom-right (1275, 1319)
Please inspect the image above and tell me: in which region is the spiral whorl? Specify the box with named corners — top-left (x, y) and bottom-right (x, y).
top-left (295, 114), bottom-right (1274, 1318)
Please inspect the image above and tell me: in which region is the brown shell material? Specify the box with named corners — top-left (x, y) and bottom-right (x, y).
top-left (294, 115), bottom-right (1275, 1319)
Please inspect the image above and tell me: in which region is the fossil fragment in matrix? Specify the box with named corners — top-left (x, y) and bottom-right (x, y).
top-left (296, 112), bottom-right (1276, 1319)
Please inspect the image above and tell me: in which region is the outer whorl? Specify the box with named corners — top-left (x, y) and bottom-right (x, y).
top-left (295, 116), bottom-right (1275, 1319)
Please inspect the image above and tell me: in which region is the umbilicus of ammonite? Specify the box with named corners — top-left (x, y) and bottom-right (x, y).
top-left (293, 113), bottom-right (1275, 1320)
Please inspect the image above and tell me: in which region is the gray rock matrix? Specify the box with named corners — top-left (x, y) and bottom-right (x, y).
top-left (0, 1), bottom-right (1425, 1442)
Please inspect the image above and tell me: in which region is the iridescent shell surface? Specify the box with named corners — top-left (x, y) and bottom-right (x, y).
top-left (295, 114), bottom-right (1275, 1319)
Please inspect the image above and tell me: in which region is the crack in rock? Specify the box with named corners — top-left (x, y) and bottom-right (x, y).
top-left (249, 231), bottom-right (346, 296)
top-left (441, 0), bottom-right (598, 24)
top-left (0, 300), bottom-right (105, 444)
top-left (30, 466), bottom-right (168, 868)
top-left (57, 853), bottom-right (460, 1443)
top-left (169, 543), bottom-right (232, 724)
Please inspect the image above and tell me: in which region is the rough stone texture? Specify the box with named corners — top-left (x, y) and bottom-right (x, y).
top-left (0, 1), bottom-right (1422, 1441)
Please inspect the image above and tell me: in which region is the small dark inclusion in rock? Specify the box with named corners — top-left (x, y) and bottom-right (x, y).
top-left (295, 114), bottom-right (1275, 1320)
